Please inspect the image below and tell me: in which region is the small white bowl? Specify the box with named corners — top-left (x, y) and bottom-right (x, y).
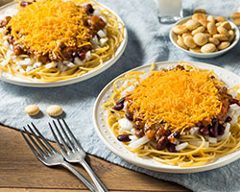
top-left (169, 16), bottom-right (240, 59)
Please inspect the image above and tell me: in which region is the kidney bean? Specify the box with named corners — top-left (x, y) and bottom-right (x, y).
top-left (125, 110), bottom-right (133, 121)
top-left (173, 131), bottom-right (180, 138)
top-left (209, 118), bottom-right (218, 137)
top-left (155, 127), bottom-right (166, 137)
top-left (199, 127), bottom-right (209, 135)
top-left (85, 4), bottom-right (94, 15)
top-left (7, 35), bottom-right (14, 44)
top-left (78, 52), bottom-right (86, 60)
top-left (218, 124), bottom-right (225, 136)
top-left (166, 143), bottom-right (176, 152)
top-left (156, 136), bottom-right (168, 150)
top-left (210, 75), bottom-right (215, 79)
top-left (117, 134), bottom-right (131, 142)
top-left (113, 97), bottom-right (125, 111)
top-left (225, 116), bottom-right (232, 123)
top-left (112, 103), bottom-right (124, 111)
top-left (165, 129), bottom-right (172, 136)
top-left (230, 98), bottom-right (240, 106)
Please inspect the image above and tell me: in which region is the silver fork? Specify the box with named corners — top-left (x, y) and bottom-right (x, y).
top-left (21, 123), bottom-right (96, 192)
top-left (49, 119), bottom-right (108, 192)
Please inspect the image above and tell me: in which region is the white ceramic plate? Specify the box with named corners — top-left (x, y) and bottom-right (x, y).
top-left (93, 61), bottom-right (240, 173)
top-left (169, 16), bottom-right (240, 59)
top-left (0, 2), bottom-right (127, 87)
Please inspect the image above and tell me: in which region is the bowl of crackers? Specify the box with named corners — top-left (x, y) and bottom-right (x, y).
top-left (170, 12), bottom-right (240, 58)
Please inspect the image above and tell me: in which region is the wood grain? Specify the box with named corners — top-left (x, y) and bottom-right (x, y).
top-left (0, 125), bottom-right (188, 191)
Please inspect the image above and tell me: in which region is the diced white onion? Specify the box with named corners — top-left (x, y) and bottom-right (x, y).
top-left (85, 51), bottom-right (91, 60)
top-left (45, 62), bottom-right (57, 69)
top-left (218, 123), bottom-right (231, 141)
top-left (100, 38), bottom-right (108, 46)
top-left (123, 101), bottom-right (128, 112)
top-left (58, 64), bottom-right (67, 72)
top-left (91, 35), bottom-right (99, 46)
top-left (129, 135), bottom-right (138, 142)
top-left (93, 9), bottom-right (101, 16)
top-left (189, 127), bottom-right (199, 135)
top-left (100, 16), bottom-right (107, 23)
top-left (227, 104), bottom-right (240, 124)
top-left (16, 58), bottom-right (33, 66)
top-left (33, 62), bottom-right (42, 68)
top-left (121, 85), bottom-right (135, 97)
top-left (228, 89), bottom-right (238, 98)
top-left (67, 62), bottom-right (75, 68)
top-left (207, 136), bottom-right (217, 144)
top-left (130, 128), bottom-right (135, 134)
top-left (6, 50), bottom-right (13, 59)
top-left (26, 66), bottom-right (34, 72)
top-left (97, 30), bottom-right (106, 38)
top-left (0, 59), bottom-right (9, 66)
top-left (118, 118), bottom-right (133, 131)
top-left (176, 142), bottom-right (188, 151)
top-left (128, 136), bottom-right (150, 149)
top-left (3, 40), bottom-right (9, 48)
top-left (74, 57), bottom-right (83, 65)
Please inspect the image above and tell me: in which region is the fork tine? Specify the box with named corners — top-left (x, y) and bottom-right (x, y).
top-left (50, 124), bottom-right (68, 156)
top-left (31, 122), bottom-right (57, 153)
top-left (27, 124), bottom-right (52, 155)
top-left (23, 127), bottom-right (46, 158)
top-left (57, 119), bottom-right (75, 150)
top-left (21, 130), bottom-right (41, 158)
top-left (61, 119), bottom-right (82, 149)
top-left (51, 121), bottom-right (70, 151)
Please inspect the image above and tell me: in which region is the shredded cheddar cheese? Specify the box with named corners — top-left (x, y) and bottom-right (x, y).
top-left (128, 68), bottom-right (223, 131)
top-left (8, 0), bottom-right (92, 58)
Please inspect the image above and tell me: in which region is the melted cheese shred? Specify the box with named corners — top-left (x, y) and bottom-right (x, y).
top-left (9, 0), bottom-right (91, 57)
top-left (104, 64), bottom-right (240, 167)
top-left (128, 69), bottom-right (222, 131)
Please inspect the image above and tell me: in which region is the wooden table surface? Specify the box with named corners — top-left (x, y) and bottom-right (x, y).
top-left (0, 1), bottom-right (188, 191)
top-left (0, 125), bottom-right (188, 192)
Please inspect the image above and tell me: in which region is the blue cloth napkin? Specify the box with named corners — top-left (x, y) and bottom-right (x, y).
top-left (1, 0), bottom-right (240, 191)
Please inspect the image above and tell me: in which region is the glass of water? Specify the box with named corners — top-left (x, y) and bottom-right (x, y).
top-left (155, 0), bottom-right (182, 24)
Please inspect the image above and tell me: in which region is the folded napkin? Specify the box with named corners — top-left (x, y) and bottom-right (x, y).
top-left (1, 0), bottom-right (240, 191)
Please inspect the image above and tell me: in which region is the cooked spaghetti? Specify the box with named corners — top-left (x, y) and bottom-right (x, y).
top-left (0, 0), bottom-right (124, 82)
top-left (103, 63), bottom-right (240, 167)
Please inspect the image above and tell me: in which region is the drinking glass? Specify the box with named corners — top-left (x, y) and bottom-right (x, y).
top-left (155, 0), bottom-right (183, 24)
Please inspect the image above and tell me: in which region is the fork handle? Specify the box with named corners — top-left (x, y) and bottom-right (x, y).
top-left (80, 159), bottom-right (108, 192)
top-left (61, 161), bottom-right (96, 192)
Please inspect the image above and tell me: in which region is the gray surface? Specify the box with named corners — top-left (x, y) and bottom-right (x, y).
top-left (1, 0), bottom-right (240, 191)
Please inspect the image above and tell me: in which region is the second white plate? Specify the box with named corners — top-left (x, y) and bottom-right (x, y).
top-left (93, 61), bottom-right (240, 173)
top-left (0, 2), bottom-right (127, 87)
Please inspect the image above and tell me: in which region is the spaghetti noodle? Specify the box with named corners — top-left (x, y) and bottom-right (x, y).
top-left (103, 63), bottom-right (240, 167)
top-left (0, 0), bottom-right (124, 82)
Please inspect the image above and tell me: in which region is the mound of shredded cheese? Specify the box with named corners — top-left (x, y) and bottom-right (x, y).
top-left (8, 0), bottom-right (92, 58)
top-left (128, 68), bottom-right (223, 131)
